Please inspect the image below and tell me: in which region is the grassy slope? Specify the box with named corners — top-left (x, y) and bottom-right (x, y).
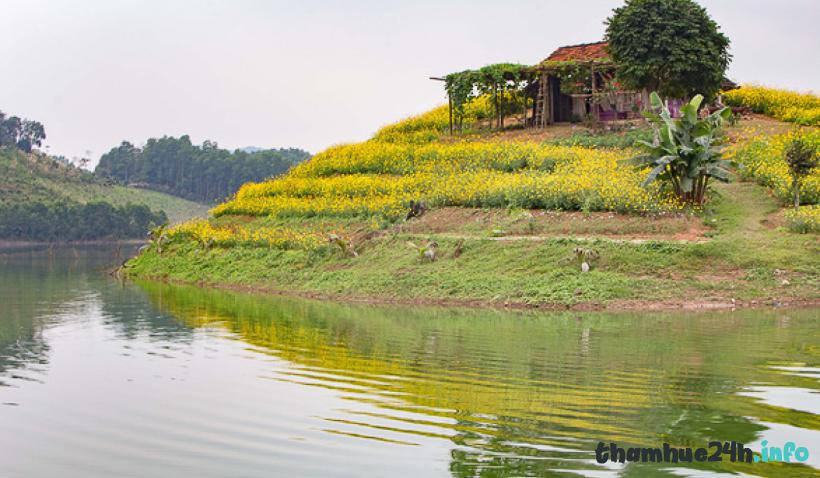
top-left (0, 149), bottom-right (209, 223)
top-left (127, 178), bottom-right (819, 309)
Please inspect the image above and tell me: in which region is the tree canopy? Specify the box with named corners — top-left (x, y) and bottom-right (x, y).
top-left (604, 0), bottom-right (731, 99)
top-left (0, 110), bottom-right (46, 153)
top-left (95, 137), bottom-right (310, 203)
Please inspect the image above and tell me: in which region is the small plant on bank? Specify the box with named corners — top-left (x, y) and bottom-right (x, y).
top-left (784, 135), bottom-right (818, 208)
top-left (149, 223), bottom-right (169, 254)
top-left (573, 247), bottom-right (600, 273)
top-left (328, 234), bottom-right (358, 257)
top-left (406, 240), bottom-right (438, 262)
top-left (626, 92), bottom-right (733, 206)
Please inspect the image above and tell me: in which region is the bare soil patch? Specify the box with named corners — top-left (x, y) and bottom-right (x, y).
top-left (399, 207), bottom-right (710, 242)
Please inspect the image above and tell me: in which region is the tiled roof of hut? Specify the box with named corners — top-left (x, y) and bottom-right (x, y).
top-left (544, 41), bottom-right (609, 63)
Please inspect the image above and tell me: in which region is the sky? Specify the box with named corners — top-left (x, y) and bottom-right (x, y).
top-left (1, 0), bottom-right (818, 165)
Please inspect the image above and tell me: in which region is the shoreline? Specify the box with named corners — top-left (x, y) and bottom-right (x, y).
top-left (130, 274), bottom-right (820, 313)
top-left (0, 239), bottom-right (147, 249)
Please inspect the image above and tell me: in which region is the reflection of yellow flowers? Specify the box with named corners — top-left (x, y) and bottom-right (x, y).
top-left (728, 129), bottom-right (819, 204)
top-left (167, 220), bottom-right (324, 250)
top-left (724, 86), bottom-right (820, 126)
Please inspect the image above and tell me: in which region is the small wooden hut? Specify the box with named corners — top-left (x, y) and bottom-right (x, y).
top-left (436, 40), bottom-right (736, 132)
top-left (532, 41), bottom-right (649, 127)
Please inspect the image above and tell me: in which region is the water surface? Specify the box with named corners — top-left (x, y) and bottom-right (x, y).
top-left (0, 247), bottom-right (817, 477)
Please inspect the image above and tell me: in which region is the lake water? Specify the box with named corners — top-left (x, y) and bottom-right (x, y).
top-left (0, 247), bottom-right (817, 477)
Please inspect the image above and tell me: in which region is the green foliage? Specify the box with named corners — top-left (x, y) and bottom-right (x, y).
top-left (539, 60), bottom-right (602, 95)
top-left (627, 92), bottom-right (732, 205)
top-left (0, 109), bottom-right (46, 153)
top-left (444, 64), bottom-right (532, 130)
top-left (0, 200), bottom-right (166, 241)
top-left (605, 0), bottom-right (731, 99)
top-left (784, 135), bottom-right (818, 208)
top-left (95, 137), bottom-right (311, 203)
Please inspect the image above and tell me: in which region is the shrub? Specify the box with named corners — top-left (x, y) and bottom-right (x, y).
top-left (784, 136), bottom-right (818, 207)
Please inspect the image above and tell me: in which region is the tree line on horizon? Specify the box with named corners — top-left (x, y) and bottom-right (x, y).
top-left (95, 137), bottom-right (311, 203)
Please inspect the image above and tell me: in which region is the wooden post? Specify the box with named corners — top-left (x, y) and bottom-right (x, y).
top-left (498, 88), bottom-right (504, 129)
top-left (495, 83), bottom-right (501, 129)
top-left (546, 75), bottom-right (553, 127)
top-left (590, 65), bottom-right (598, 121)
top-left (448, 94), bottom-right (453, 135)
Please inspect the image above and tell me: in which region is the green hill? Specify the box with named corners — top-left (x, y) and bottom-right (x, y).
top-left (1, 148), bottom-right (211, 242)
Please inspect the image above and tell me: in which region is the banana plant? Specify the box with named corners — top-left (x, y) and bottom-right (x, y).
top-left (626, 92), bottom-right (734, 205)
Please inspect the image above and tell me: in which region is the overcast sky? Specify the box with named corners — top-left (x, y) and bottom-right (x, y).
top-left (2, 0), bottom-right (818, 165)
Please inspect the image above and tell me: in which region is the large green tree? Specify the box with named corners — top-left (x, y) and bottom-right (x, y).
top-left (604, 0), bottom-right (731, 99)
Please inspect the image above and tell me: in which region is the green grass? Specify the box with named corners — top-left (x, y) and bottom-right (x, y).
top-left (0, 148), bottom-right (208, 223)
top-left (127, 179), bottom-right (819, 307)
top-left (543, 125), bottom-right (653, 149)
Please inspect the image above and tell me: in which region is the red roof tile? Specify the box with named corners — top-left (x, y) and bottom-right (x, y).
top-left (545, 41), bottom-right (609, 62)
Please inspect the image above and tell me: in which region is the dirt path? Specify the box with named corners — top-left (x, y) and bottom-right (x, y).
top-left (401, 232), bottom-right (707, 244)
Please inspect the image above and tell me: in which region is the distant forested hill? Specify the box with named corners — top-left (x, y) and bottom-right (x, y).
top-left (0, 147), bottom-right (208, 241)
top-left (1, 107), bottom-right (210, 241)
top-left (95, 136), bottom-right (311, 203)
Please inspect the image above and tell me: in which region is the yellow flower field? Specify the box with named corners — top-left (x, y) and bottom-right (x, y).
top-left (167, 220), bottom-right (324, 250)
top-left (784, 205), bottom-right (819, 233)
top-left (730, 129), bottom-right (819, 204)
top-left (189, 93), bottom-right (820, 248)
top-left (371, 95), bottom-right (496, 143)
top-left (211, 140), bottom-right (679, 220)
top-left (724, 86), bottom-right (820, 126)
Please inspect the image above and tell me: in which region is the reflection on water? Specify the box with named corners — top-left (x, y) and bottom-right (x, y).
top-left (0, 248), bottom-right (817, 477)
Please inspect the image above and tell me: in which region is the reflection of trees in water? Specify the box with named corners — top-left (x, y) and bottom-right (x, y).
top-left (0, 318), bottom-right (49, 387)
top-left (98, 282), bottom-right (194, 342)
top-left (139, 281), bottom-right (818, 478)
top-left (0, 247), bottom-right (194, 383)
